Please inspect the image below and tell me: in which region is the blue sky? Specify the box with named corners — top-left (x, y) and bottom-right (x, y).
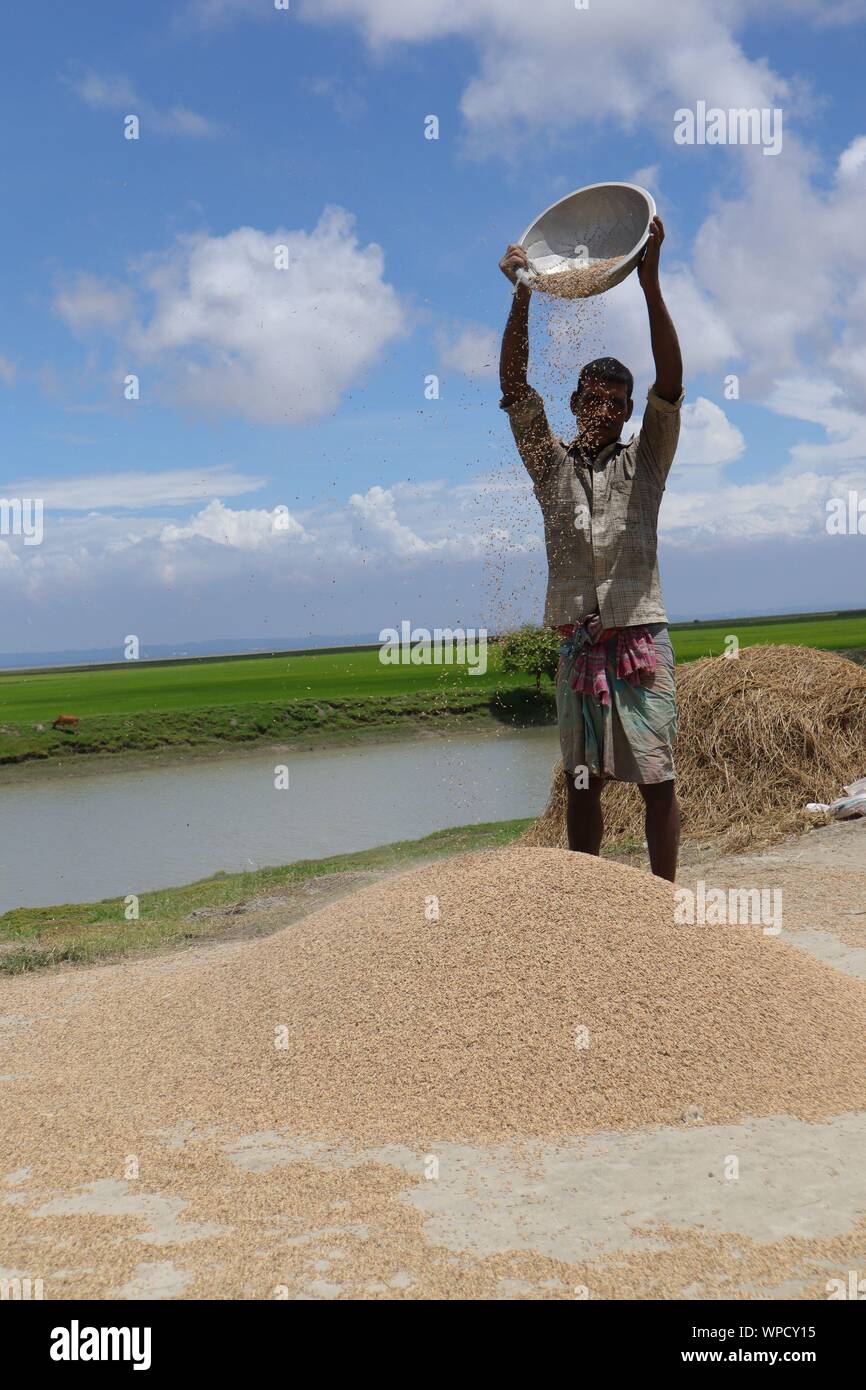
top-left (1, 0), bottom-right (865, 654)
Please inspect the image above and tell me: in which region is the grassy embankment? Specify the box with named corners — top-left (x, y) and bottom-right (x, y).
top-left (0, 819), bottom-right (532, 974)
top-left (0, 649), bottom-right (545, 765)
top-left (0, 610), bottom-right (864, 767)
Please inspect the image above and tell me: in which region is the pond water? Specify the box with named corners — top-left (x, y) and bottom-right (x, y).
top-left (0, 726), bottom-right (560, 912)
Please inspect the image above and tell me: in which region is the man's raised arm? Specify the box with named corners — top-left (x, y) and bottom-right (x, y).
top-left (498, 245), bottom-right (558, 486)
top-left (634, 216), bottom-right (684, 486)
top-left (638, 216), bottom-right (683, 404)
top-left (499, 244), bottom-right (533, 402)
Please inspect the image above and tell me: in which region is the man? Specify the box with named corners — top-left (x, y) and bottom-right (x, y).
top-left (498, 217), bottom-right (684, 881)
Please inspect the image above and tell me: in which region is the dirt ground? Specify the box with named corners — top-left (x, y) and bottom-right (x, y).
top-left (1, 819), bottom-right (864, 1301)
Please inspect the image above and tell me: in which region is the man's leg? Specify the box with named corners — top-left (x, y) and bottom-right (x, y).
top-left (639, 780), bottom-right (680, 882)
top-left (564, 771), bottom-right (605, 855)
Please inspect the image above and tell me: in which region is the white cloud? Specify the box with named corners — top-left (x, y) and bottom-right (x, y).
top-left (0, 540), bottom-right (20, 572)
top-left (348, 484), bottom-right (496, 560)
top-left (308, 75), bottom-right (367, 123)
top-left (151, 107), bottom-right (217, 138)
top-left (0, 356), bottom-right (17, 386)
top-left (161, 499), bottom-right (306, 549)
top-left (439, 324), bottom-right (498, 379)
top-left (72, 72), bottom-right (138, 107)
top-left (676, 398), bottom-right (745, 467)
top-left (177, 0), bottom-right (866, 164)
top-left (630, 164), bottom-right (660, 193)
top-left (2, 451), bottom-right (863, 642)
top-left (55, 275), bottom-right (135, 334)
top-left (660, 465), bottom-right (866, 544)
top-left (837, 133), bottom-right (866, 179)
top-left (684, 134), bottom-right (866, 404)
top-left (55, 208), bottom-right (408, 426)
top-left (660, 378), bottom-right (866, 541)
top-left (298, 0), bottom-right (792, 149)
top-left (2, 467), bottom-right (265, 511)
top-left (349, 485), bottom-right (438, 558)
top-left (767, 376), bottom-right (866, 469)
top-left (67, 69), bottom-right (220, 138)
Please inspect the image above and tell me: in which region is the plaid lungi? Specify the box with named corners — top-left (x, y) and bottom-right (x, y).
top-left (556, 623), bottom-right (678, 784)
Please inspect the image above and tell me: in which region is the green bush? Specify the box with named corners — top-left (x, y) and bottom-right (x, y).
top-left (497, 624), bottom-right (560, 693)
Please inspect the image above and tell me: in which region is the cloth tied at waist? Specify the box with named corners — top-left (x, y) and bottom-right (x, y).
top-left (557, 614), bottom-right (657, 708)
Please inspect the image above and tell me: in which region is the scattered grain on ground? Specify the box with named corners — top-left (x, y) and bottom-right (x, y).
top-left (4, 843), bottom-right (866, 1298)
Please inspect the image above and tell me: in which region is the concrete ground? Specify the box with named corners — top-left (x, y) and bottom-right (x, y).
top-left (1, 819), bottom-right (864, 1300)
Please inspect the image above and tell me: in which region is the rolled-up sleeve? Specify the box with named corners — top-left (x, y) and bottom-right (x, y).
top-left (500, 386), bottom-right (559, 486)
top-left (636, 386), bottom-right (685, 487)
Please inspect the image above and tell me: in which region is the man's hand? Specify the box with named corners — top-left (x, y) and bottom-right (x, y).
top-left (637, 216), bottom-right (664, 294)
top-left (500, 243), bottom-right (530, 286)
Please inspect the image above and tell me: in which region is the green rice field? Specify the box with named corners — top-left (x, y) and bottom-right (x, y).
top-left (0, 610), bottom-right (862, 766)
top-left (1, 611), bottom-right (864, 723)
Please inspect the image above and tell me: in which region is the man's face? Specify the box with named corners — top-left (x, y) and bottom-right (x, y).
top-left (570, 377), bottom-right (633, 448)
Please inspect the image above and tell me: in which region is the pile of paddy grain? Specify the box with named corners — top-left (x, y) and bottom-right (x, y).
top-left (12, 847), bottom-right (866, 1155)
top-left (531, 256), bottom-right (623, 299)
top-left (524, 643), bottom-right (866, 854)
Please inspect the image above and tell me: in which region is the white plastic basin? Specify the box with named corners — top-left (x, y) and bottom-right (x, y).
top-left (519, 182), bottom-right (656, 297)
